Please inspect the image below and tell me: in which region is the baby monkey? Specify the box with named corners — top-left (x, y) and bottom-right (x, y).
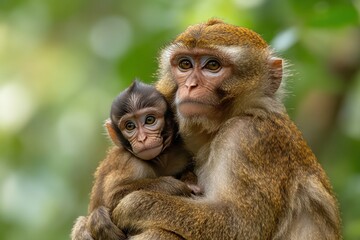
top-left (71, 80), bottom-right (196, 240)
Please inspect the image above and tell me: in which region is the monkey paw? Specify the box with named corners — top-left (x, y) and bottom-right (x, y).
top-left (161, 176), bottom-right (193, 197)
top-left (88, 206), bottom-right (126, 240)
top-left (71, 216), bottom-right (94, 240)
top-left (112, 190), bottom-right (164, 231)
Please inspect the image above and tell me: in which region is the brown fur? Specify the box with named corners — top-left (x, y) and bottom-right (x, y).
top-left (71, 83), bottom-right (194, 240)
top-left (111, 19), bottom-right (341, 239)
top-left (175, 18), bottom-right (267, 49)
top-left (71, 143), bottom-right (193, 240)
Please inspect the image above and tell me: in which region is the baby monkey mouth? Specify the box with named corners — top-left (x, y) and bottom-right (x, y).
top-left (136, 144), bottom-right (163, 161)
top-left (138, 143), bottom-right (163, 153)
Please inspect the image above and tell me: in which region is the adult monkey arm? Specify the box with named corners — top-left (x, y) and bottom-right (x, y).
top-left (112, 19), bottom-right (341, 240)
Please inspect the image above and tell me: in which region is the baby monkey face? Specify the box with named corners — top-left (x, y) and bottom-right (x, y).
top-left (119, 107), bottom-right (165, 160)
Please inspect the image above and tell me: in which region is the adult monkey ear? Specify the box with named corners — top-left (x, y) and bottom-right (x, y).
top-left (268, 57), bottom-right (283, 95)
top-left (104, 119), bottom-right (121, 147)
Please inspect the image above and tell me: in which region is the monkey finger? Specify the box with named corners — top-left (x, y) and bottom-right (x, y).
top-left (187, 184), bottom-right (203, 196)
top-left (71, 216), bottom-right (94, 240)
top-left (128, 228), bottom-right (184, 240)
top-left (88, 206), bottom-right (127, 240)
top-left (160, 176), bottom-right (193, 196)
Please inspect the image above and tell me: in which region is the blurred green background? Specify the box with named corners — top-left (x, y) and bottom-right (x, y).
top-left (0, 0), bottom-right (359, 239)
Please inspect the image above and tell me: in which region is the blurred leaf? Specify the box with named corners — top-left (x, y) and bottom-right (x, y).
top-left (345, 216), bottom-right (360, 239)
top-left (116, 31), bottom-right (170, 84)
top-left (288, 0), bottom-right (359, 28)
top-left (307, 4), bottom-right (359, 28)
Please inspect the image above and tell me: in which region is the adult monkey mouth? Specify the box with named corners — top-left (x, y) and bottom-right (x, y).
top-left (177, 100), bottom-right (216, 117)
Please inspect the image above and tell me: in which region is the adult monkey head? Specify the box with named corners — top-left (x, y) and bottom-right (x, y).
top-left (157, 18), bottom-right (283, 137)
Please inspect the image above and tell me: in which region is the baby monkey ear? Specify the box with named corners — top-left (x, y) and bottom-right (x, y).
top-left (104, 119), bottom-right (121, 147)
top-left (268, 57), bottom-right (283, 95)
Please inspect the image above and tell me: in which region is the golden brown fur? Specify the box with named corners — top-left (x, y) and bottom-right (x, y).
top-left (110, 19), bottom-right (341, 239)
top-left (71, 82), bottom-right (195, 240)
top-left (90, 145), bottom-right (193, 212)
top-left (71, 144), bottom-right (193, 240)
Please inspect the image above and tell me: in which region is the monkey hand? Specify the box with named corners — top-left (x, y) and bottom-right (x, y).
top-left (87, 206), bottom-right (126, 240)
top-left (187, 183), bottom-right (203, 196)
top-left (112, 190), bottom-right (205, 239)
top-left (156, 176), bottom-right (194, 197)
top-left (71, 216), bottom-right (94, 240)
top-left (112, 190), bottom-right (170, 235)
top-left (179, 171), bottom-right (203, 196)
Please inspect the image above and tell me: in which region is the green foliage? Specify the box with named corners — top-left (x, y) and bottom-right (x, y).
top-left (0, 0), bottom-right (359, 239)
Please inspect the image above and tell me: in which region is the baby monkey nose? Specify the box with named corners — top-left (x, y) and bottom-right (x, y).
top-left (185, 81), bottom-right (198, 89)
top-left (138, 133), bottom-right (147, 143)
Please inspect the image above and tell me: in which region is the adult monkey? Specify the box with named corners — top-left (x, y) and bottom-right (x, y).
top-left (111, 19), bottom-right (341, 239)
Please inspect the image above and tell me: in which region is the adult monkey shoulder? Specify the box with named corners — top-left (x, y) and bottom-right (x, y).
top-left (113, 19), bottom-right (341, 239)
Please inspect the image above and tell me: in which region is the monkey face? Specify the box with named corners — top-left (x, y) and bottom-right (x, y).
top-left (109, 80), bottom-right (176, 161)
top-left (170, 48), bottom-right (232, 118)
top-left (118, 107), bottom-right (165, 160)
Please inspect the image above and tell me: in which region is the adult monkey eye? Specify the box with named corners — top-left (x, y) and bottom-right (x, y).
top-left (205, 59), bottom-right (221, 72)
top-left (125, 121), bottom-right (136, 131)
top-left (145, 115), bottom-right (156, 125)
top-left (178, 59), bottom-right (192, 70)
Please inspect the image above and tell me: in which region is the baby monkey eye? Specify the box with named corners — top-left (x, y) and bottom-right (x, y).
top-left (178, 59), bottom-right (192, 70)
top-left (125, 121), bottom-right (136, 131)
top-left (145, 115), bottom-right (156, 125)
top-left (205, 60), bottom-right (221, 71)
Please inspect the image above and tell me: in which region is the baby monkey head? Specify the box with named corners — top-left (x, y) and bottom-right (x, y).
top-left (107, 80), bottom-right (176, 160)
